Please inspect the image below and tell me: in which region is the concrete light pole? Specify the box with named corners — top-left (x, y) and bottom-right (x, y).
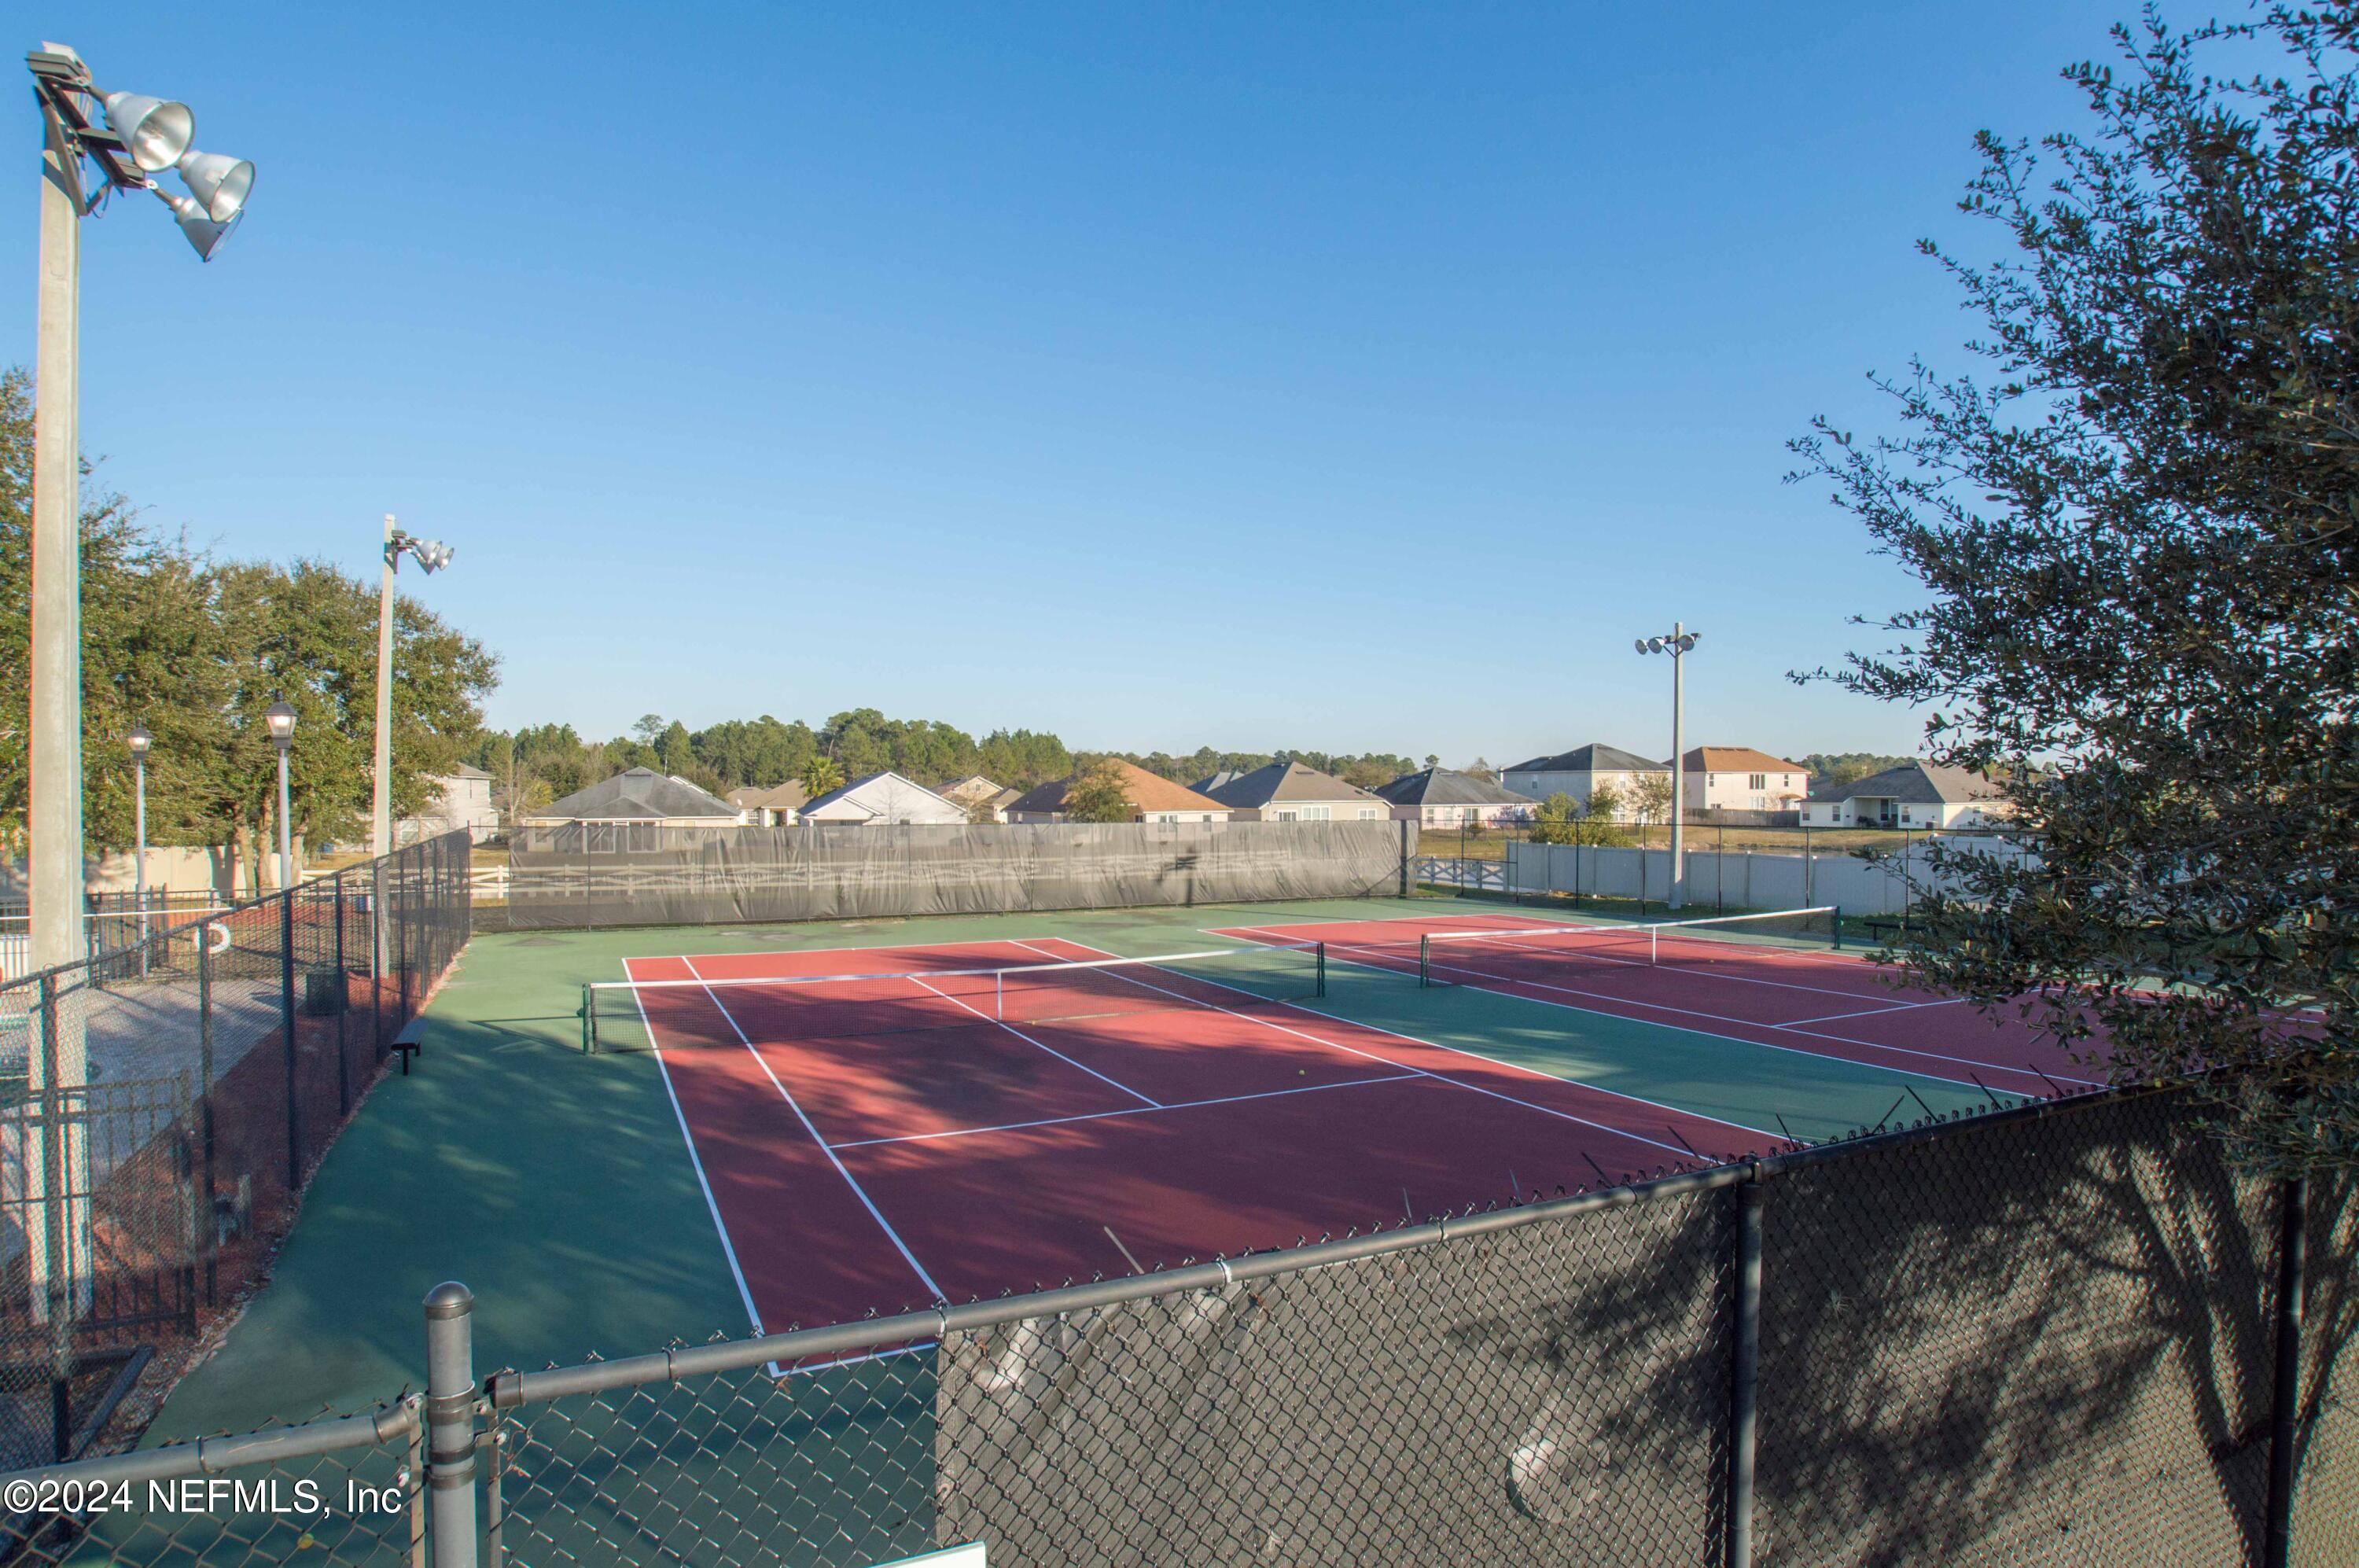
top-left (1636, 624), bottom-right (1701, 910)
top-left (24, 42), bottom-right (252, 974)
top-left (23, 45), bottom-right (251, 1331)
top-left (372, 516), bottom-right (455, 856)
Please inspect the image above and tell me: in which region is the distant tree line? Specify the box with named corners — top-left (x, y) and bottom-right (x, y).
top-left (1798, 753), bottom-right (1912, 787)
top-left (0, 368), bottom-right (497, 889)
top-left (467, 705), bottom-right (1420, 817)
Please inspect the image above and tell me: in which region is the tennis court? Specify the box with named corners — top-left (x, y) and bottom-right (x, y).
top-left (598, 931), bottom-right (1778, 1334)
top-left (579, 904), bottom-right (2106, 1339)
top-left (1209, 907), bottom-right (2103, 1099)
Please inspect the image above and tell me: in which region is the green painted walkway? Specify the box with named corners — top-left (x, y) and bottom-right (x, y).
top-left (153, 896), bottom-right (2001, 1438)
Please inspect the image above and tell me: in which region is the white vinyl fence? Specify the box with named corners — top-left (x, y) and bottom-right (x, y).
top-left (1501, 836), bottom-right (2040, 918)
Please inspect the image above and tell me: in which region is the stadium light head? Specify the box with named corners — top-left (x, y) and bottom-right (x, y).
top-left (156, 187), bottom-right (241, 260)
top-left (175, 147), bottom-right (253, 221)
top-left (101, 90), bottom-right (194, 172)
top-left (265, 700), bottom-right (297, 749)
top-left (416, 539), bottom-right (454, 573)
top-left (127, 725), bottom-right (151, 760)
top-left (1633, 639), bottom-right (1648, 655)
top-left (1676, 633), bottom-right (1699, 653)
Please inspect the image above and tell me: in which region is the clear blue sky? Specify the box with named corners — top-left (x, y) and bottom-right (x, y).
top-left (7, 2), bottom-right (2127, 768)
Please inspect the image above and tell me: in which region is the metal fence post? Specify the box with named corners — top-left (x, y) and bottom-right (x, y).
top-left (424, 1280), bottom-right (482, 1568)
top-left (2263, 1175), bottom-right (2309, 1568)
top-left (37, 974), bottom-right (71, 1461)
top-left (373, 856), bottom-right (387, 1061)
top-left (197, 923), bottom-right (217, 1305)
top-left (333, 870), bottom-right (351, 1118)
top-left (280, 889), bottom-right (300, 1194)
top-left (1727, 1174), bottom-right (1765, 1568)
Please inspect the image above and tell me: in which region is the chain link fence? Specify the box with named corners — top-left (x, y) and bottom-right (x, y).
top-left (0, 834), bottom-right (472, 1477)
top-left (1, 1082), bottom-right (2350, 1567)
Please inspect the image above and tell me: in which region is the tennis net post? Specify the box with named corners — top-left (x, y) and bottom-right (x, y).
top-left (1316, 940), bottom-right (1327, 999)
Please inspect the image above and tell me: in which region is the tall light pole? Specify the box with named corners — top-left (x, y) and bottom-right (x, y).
top-left (24, 44), bottom-right (253, 974)
top-left (267, 702), bottom-right (297, 889)
top-left (372, 517), bottom-right (456, 856)
top-left (22, 46), bottom-right (248, 1335)
top-left (127, 725), bottom-right (151, 947)
top-left (1636, 624), bottom-right (1701, 910)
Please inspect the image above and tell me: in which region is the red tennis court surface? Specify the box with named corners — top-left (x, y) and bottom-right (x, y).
top-left (624, 936), bottom-right (1763, 1335)
top-left (1209, 911), bottom-right (2105, 1099)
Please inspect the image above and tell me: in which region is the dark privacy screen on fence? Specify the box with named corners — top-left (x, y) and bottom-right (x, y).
top-left (502, 819), bottom-right (1415, 929)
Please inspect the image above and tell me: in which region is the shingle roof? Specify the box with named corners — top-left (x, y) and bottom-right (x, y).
top-left (1504, 743), bottom-right (1667, 775)
top-left (1371, 768), bottom-right (1536, 808)
top-left (1007, 758), bottom-right (1227, 816)
top-left (540, 767), bottom-right (740, 822)
top-left (1810, 762), bottom-right (2004, 805)
top-left (449, 764), bottom-right (492, 780)
top-left (1684, 747), bottom-right (1808, 775)
top-left (1191, 760), bottom-right (1381, 810)
top-left (726, 782), bottom-right (811, 812)
top-left (937, 775), bottom-right (1007, 805)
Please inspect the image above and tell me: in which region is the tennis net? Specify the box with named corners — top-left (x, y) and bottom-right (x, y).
top-left (583, 940), bottom-right (1326, 1053)
top-left (1417, 907), bottom-right (1841, 987)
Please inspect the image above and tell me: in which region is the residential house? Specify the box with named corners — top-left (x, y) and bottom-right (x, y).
top-left (524, 767), bottom-right (746, 850)
top-left (1680, 748), bottom-right (1810, 813)
top-left (1004, 760), bottom-right (1231, 824)
top-left (799, 771), bottom-right (970, 826)
top-left (1369, 768), bottom-right (1536, 828)
top-left (1799, 763), bottom-right (2013, 830)
top-left (725, 782), bottom-right (810, 826)
top-left (397, 764), bottom-right (500, 845)
top-left (1191, 760), bottom-right (1389, 823)
top-left (937, 775), bottom-right (1022, 822)
top-left (1500, 745), bottom-right (1665, 818)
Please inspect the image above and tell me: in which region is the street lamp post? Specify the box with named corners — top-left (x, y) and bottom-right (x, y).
top-left (24, 42), bottom-right (254, 975)
top-left (127, 726), bottom-right (151, 951)
top-left (267, 702), bottom-right (297, 890)
top-left (371, 517), bottom-right (456, 857)
top-left (1636, 624), bottom-right (1701, 911)
top-left (265, 700), bottom-right (300, 1193)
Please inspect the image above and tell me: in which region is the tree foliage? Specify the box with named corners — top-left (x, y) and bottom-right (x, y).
top-left (1791, 6), bottom-right (2359, 1171)
top-left (0, 367), bottom-right (497, 885)
top-left (1062, 758), bottom-right (1135, 823)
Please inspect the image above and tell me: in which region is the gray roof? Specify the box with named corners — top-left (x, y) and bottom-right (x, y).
top-left (1371, 768), bottom-right (1536, 808)
top-left (540, 767), bottom-right (739, 821)
top-left (1191, 760), bottom-right (1380, 810)
top-left (1505, 743), bottom-right (1667, 775)
top-left (798, 771), bottom-right (965, 820)
top-left (449, 763), bottom-right (492, 780)
top-left (1811, 762), bottom-right (2004, 805)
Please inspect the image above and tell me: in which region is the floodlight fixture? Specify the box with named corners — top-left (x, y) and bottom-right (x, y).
top-left (100, 90), bottom-right (193, 171)
top-left (156, 186), bottom-right (241, 260)
top-left (175, 148), bottom-right (253, 221)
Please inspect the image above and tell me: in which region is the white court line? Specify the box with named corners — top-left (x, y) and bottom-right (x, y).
top-left (680, 956), bottom-right (947, 1302)
top-left (1236, 924), bottom-right (2091, 1094)
top-left (620, 934), bottom-right (1071, 966)
top-left (1781, 997), bottom-right (1968, 1027)
top-left (1010, 938), bottom-right (1750, 1156)
top-left (834, 1073), bottom-right (1426, 1149)
top-left (905, 974), bottom-right (1162, 1108)
top-left (631, 972), bottom-right (767, 1338)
